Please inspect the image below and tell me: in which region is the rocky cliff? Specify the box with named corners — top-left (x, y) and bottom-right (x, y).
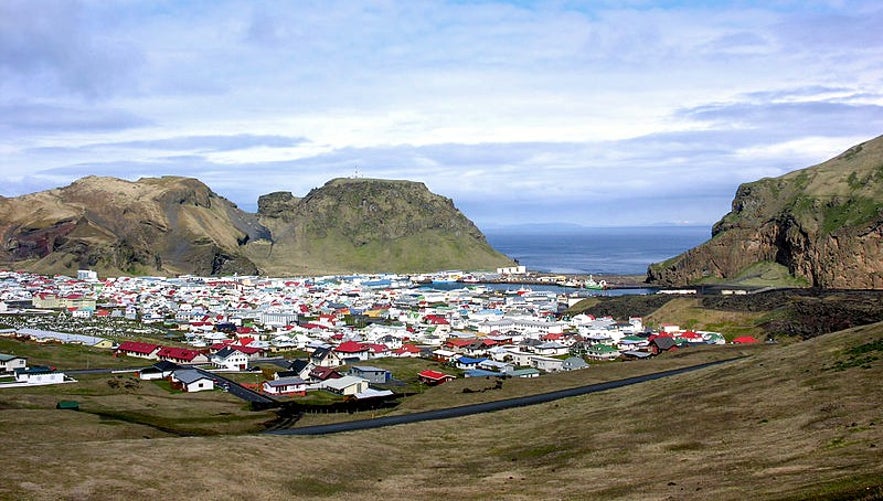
top-left (0, 176), bottom-right (512, 277)
top-left (0, 176), bottom-right (267, 276)
top-left (247, 178), bottom-right (512, 275)
top-left (647, 134), bottom-right (883, 288)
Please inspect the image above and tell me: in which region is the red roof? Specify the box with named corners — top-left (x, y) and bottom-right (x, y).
top-left (334, 340), bottom-right (368, 353)
top-left (366, 343), bottom-right (389, 353)
top-left (157, 346), bottom-right (202, 361)
top-left (733, 336), bottom-right (758, 344)
top-left (117, 341), bottom-right (160, 355)
top-left (679, 331), bottom-right (702, 340)
top-left (445, 338), bottom-right (475, 348)
top-left (418, 370), bottom-right (454, 382)
top-left (425, 315), bottom-right (449, 325)
top-left (394, 344), bottom-right (421, 355)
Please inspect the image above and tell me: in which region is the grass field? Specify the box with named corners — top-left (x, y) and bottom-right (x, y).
top-left (2, 324), bottom-right (881, 499)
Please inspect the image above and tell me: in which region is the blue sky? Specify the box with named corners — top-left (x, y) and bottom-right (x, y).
top-left (1, 0), bottom-right (882, 228)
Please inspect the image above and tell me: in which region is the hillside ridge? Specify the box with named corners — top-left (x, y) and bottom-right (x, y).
top-left (0, 176), bottom-right (512, 276)
top-left (648, 134), bottom-right (883, 288)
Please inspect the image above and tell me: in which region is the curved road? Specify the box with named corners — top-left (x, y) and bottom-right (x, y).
top-left (266, 357), bottom-right (740, 436)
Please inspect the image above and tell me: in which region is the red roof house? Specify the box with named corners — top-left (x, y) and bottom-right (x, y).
top-left (418, 370), bottom-right (456, 385)
top-left (116, 341), bottom-right (161, 360)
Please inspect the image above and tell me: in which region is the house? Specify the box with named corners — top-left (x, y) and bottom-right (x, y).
top-left (0, 353), bottom-right (27, 373)
top-left (262, 376), bottom-right (307, 396)
top-left (285, 359), bottom-right (315, 380)
top-left (211, 346), bottom-right (250, 371)
top-left (533, 341), bottom-right (569, 356)
top-left (431, 349), bottom-right (458, 363)
top-left (138, 360), bottom-right (179, 380)
top-left (308, 365), bottom-right (343, 382)
top-left (14, 366), bottom-right (66, 385)
top-left (507, 368), bottom-right (541, 378)
top-left (562, 356), bottom-right (589, 371)
top-left (585, 344), bottom-right (620, 361)
top-left (157, 347), bottom-right (209, 365)
top-left (170, 369), bottom-right (215, 392)
top-left (333, 340), bottom-right (370, 361)
top-left (311, 347), bottom-right (345, 367)
top-left (531, 356), bottom-right (565, 373)
top-left (455, 356), bottom-right (486, 370)
top-left (116, 341), bottom-right (161, 360)
top-left (322, 375), bottom-right (369, 396)
top-left (417, 369), bottom-right (455, 385)
top-left (348, 365), bottom-right (392, 384)
top-left (649, 337), bottom-right (678, 354)
top-left (477, 359), bottom-right (514, 373)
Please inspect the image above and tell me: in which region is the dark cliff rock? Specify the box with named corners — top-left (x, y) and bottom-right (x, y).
top-left (648, 134), bottom-right (883, 288)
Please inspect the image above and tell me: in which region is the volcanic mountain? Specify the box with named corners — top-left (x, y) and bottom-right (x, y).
top-left (648, 134), bottom-right (883, 288)
top-left (0, 176), bottom-right (512, 277)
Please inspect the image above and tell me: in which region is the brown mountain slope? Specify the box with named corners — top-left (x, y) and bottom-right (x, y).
top-left (0, 176), bottom-right (512, 277)
top-left (648, 134), bottom-right (883, 288)
top-left (0, 176), bottom-right (268, 276)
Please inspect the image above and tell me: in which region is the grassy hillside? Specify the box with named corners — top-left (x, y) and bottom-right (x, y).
top-left (1, 324), bottom-right (881, 499)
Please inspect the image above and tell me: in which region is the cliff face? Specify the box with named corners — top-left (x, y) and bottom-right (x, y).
top-left (648, 135), bottom-right (883, 288)
top-left (0, 176), bottom-right (512, 277)
top-left (0, 176), bottom-right (267, 276)
top-left (247, 178), bottom-right (512, 275)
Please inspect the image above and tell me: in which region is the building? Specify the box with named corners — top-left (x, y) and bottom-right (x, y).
top-left (170, 370), bottom-right (215, 392)
top-left (0, 353), bottom-right (27, 373)
top-left (262, 376), bottom-right (307, 396)
top-left (14, 366), bottom-right (67, 385)
top-left (322, 375), bottom-right (369, 396)
top-left (116, 341), bottom-right (162, 360)
top-left (348, 365), bottom-right (392, 384)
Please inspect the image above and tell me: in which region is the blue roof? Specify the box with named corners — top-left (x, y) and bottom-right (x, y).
top-left (464, 369), bottom-right (501, 378)
top-left (456, 356), bottom-right (486, 365)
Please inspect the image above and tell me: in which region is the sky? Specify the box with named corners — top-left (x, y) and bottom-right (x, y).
top-left (1, 0), bottom-right (882, 229)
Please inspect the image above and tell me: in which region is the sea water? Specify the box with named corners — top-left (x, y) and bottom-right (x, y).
top-left (483, 226), bottom-right (710, 276)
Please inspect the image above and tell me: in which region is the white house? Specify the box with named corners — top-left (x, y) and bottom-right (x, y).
top-left (0, 353), bottom-right (27, 373)
top-left (211, 347), bottom-right (250, 371)
top-left (262, 376), bottom-right (307, 396)
top-left (531, 356), bottom-right (565, 373)
top-left (322, 375), bottom-right (369, 396)
top-left (170, 370), bottom-right (215, 392)
top-left (14, 367), bottom-right (66, 385)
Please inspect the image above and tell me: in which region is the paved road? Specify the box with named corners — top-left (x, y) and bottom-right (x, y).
top-left (193, 367), bottom-right (278, 406)
top-left (265, 358), bottom-right (740, 436)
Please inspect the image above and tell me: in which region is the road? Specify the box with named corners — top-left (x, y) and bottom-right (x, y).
top-left (265, 358), bottom-right (739, 436)
top-left (192, 367), bottom-right (278, 406)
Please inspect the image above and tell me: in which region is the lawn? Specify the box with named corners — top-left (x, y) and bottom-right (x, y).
top-left (0, 337), bottom-right (138, 370)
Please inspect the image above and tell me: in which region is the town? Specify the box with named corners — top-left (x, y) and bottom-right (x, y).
top-left (0, 268), bottom-right (749, 408)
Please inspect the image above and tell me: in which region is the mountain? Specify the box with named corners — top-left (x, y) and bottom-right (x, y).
top-left (247, 177), bottom-right (512, 275)
top-left (0, 176), bottom-right (512, 277)
top-left (648, 134), bottom-right (883, 288)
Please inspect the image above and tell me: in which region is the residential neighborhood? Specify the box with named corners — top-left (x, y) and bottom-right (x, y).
top-left (0, 269), bottom-right (741, 403)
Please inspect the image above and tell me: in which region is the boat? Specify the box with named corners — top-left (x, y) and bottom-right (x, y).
top-left (584, 275), bottom-right (607, 290)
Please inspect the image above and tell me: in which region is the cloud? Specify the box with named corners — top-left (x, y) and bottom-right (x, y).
top-left (0, 1), bottom-right (882, 229)
top-left (0, 0), bottom-right (144, 99)
top-left (0, 103), bottom-right (151, 132)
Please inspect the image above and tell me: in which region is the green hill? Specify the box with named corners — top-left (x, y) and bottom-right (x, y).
top-left (648, 134), bottom-right (883, 288)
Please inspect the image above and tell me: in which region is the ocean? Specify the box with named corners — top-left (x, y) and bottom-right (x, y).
top-left (483, 226), bottom-right (710, 276)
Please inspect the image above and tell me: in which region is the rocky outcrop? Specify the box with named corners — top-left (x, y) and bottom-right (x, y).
top-left (0, 176), bottom-right (266, 277)
top-left (648, 135), bottom-right (883, 288)
top-left (247, 178), bottom-right (513, 275)
top-left (0, 176), bottom-right (512, 277)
